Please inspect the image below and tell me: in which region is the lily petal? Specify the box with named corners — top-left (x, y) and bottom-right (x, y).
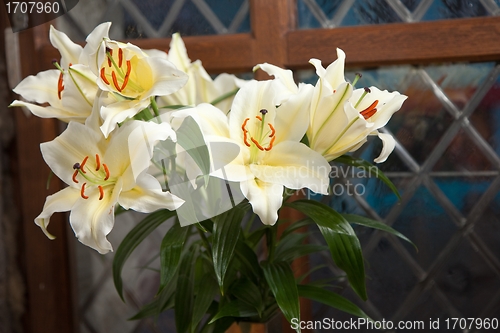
top-left (118, 173), bottom-right (184, 212)
top-left (241, 178), bottom-right (283, 225)
top-left (374, 132), bottom-right (396, 163)
top-left (34, 186), bottom-right (81, 240)
top-left (250, 141), bottom-right (330, 195)
top-left (70, 178), bottom-right (122, 254)
top-left (50, 25), bottom-right (83, 68)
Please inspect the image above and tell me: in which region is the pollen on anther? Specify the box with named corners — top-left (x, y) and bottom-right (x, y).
top-left (118, 48), bottom-right (123, 67)
top-left (120, 60), bottom-right (132, 91)
top-left (112, 71), bottom-right (122, 92)
top-left (100, 68), bottom-right (110, 85)
top-left (265, 136), bottom-right (276, 151)
top-left (72, 170), bottom-right (79, 183)
top-left (103, 164), bottom-right (110, 181)
top-left (80, 156), bottom-right (89, 173)
top-left (268, 123), bottom-right (275, 137)
top-left (251, 137), bottom-right (265, 151)
top-left (98, 185), bottom-right (104, 200)
top-left (81, 183), bottom-right (89, 199)
top-left (95, 154), bottom-right (101, 171)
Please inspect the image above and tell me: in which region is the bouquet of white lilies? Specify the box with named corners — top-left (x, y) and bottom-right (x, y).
top-left (11, 22), bottom-right (412, 332)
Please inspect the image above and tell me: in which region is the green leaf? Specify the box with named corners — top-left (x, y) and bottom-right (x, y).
top-left (334, 155), bottom-right (401, 200)
top-left (342, 213), bottom-right (417, 250)
top-left (234, 240), bottom-right (263, 283)
top-left (212, 206), bottom-right (247, 294)
top-left (176, 116), bottom-right (211, 186)
top-left (175, 243), bottom-right (199, 333)
top-left (191, 274), bottom-right (219, 332)
top-left (113, 209), bottom-right (176, 301)
top-left (288, 200), bottom-right (367, 300)
top-left (275, 233), bottom-right (327, 262)
top-left (209, 88), bottom-right (239, 107)
top-left (129, 280), bottom-right (176, 320)
top-left (297, 284), bottom-right (370, 320)
top-left (209, 300), bottom-right (258, 324)
top-left (262, 261), bottom-right (301, 332)
top-left (160, 222), bottom-right (190, 289)
top-left (230, 278), bottom-right (264, 317)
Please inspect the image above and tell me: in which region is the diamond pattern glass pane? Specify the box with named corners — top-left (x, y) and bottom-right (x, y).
top-left (58, 0), bottom-right (250, 41)
top-left (297, 0), bottom-right (496, 29)
top-left (302, 61), bottom-right (500, 328)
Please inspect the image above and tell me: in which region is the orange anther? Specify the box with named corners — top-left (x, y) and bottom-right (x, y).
top-left (98, 185), bottom-right (104, 200)
top-left (81, 183), bottom-right (89, 199)
top-left (100, 68), bottom-right (110, 85)
top-left (360, 100), bottom-right (379, 120)
top-left (103, 164), bottom-right (110, 181)
top-left (265, 136), bottom-right (276, 151)
top-left (112, 71), bottom-right (122, 92)
top-left (251, 137), bottom-right (265, 151)
top-left (95, 154), bottom-right (101, 171)
top-left (107, 49), bottom-right (113, 67)
top-left (80, 156), bottom-right (88, 173)
top-left (268, 123), bottom-right (275, 137)
top-left (120, 60), bottom-right (132, 91)
top-left (118, 48), bottom-right (123, 67)
top-left (241, 118), bottom-right (250, 130)
top-left (57, 72), bottom-right (64, 99)
top-left (72, 170), bottom-right (79, 183)
top-left (256, 116), bottom-right (262, 121)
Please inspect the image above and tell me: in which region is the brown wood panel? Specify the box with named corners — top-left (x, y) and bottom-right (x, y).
top-left (38, 33), bottom-right (255, 73)
top-left (6, 11), bottom-right (77, 333)
top-left (287, 16), bottom-right (500, 69)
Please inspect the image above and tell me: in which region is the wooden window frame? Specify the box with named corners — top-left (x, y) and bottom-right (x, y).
top-left (6, 0), bottom-right (500, 332)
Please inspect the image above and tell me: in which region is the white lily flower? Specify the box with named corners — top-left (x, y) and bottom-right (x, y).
top-left (35, 121), bottom-right (184, 254)
top-left (10, 26), bottom-right (98, 122)
top-left (307, 49), bottom-right (407, 163)
top-left (159, 33), bottom-right (246, 113)
top-left (185, 77), bottom-right (330, 225)
top-left (81, 23), bottom-right (188, 137)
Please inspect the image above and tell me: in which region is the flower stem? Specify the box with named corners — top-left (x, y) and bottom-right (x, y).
top-left (150, 97), bottom-right (160, 118)
top-left (266, 226), bottom-right (277, 263)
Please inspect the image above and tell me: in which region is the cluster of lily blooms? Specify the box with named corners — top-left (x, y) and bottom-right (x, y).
top-left (10, 23), bottom-right (406, 254)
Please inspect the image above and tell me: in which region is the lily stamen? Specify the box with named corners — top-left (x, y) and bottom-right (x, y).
top-left (80, 156), bottom-right (88, 173)
top-left (354, 87), bottom-right (371, 108)
top-left (103, 164), bottom-right (110, 181)
top-left (81, 183), bottom-right (89, 199)
top-left (360, 100), bottom-right (378, 120)
top-left (95, 154), bottom-right (101, 171)
top-left (98, 185), bottom-right (104, 200)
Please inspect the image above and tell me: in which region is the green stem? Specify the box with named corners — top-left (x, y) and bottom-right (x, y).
top-left (150, 97), bottom-right (160, 118)
top-left (266, 226), bottom-right (277, 263)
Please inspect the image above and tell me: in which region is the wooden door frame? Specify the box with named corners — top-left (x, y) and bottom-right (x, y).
top-left (7, 1), bottom-right (500, 332)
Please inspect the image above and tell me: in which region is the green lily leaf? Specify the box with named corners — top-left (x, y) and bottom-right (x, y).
top-left (160, 222), bottom-right (190, 289)
top-left (262, 261), bottom-right (301, 332)
top-left (212, 206), bottom-right (247, 294)
top-left (342, 213), bottom-right (417, 250)
top-left (129, 280), bottom-right (176, 320)
top-left (297, 284), bottom-right (370, 320)
top-left (231, 278), bottom-right (264, 317)
top-left (113, 209), bottom-right (176, 301)
top-left (234, 240), bottom-right (263, 283)
top-left (209, 300), bottom-right (259, 324)
top-left (192, 274), bottom-right (219, 333)
top-left (288, 200), bottom-right (367, 300)
top-left (209, 88), bottom-right (239, 106)
top-left (334, 155), bottom-right (401, 200)
top-left (175, 243), bottom-right (199, 333)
